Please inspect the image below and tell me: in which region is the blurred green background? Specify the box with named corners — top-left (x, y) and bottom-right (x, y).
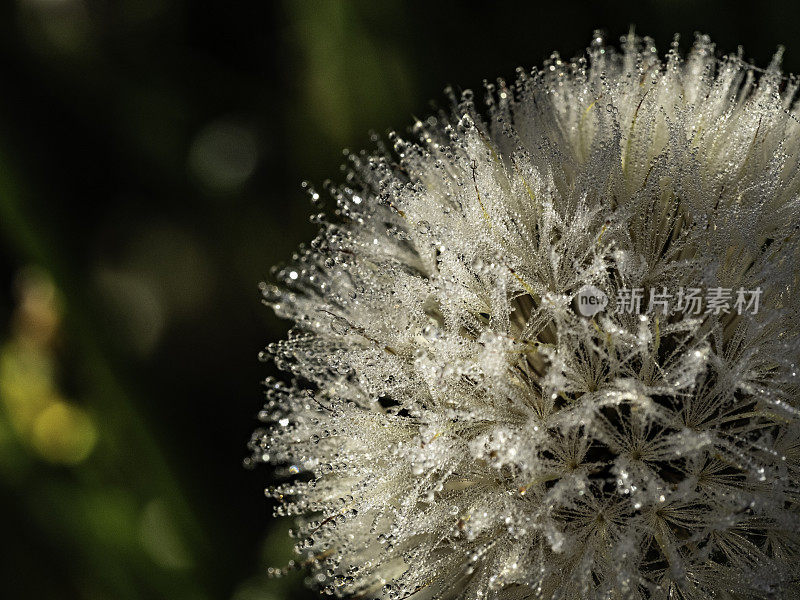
top-left (0, 1), bottom-right (797, 598)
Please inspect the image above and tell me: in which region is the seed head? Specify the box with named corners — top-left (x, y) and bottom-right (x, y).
top-left (253, 32), bottom-right (800, 599)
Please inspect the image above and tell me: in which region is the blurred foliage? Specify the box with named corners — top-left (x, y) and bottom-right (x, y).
top-left (0, 0), bottom-right (798, 599)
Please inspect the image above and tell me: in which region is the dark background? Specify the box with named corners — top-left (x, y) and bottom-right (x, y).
top-left (0, 1), bottom-right (796, 599)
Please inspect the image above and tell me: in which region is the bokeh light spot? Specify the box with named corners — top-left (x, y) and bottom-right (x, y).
top-left (188, 118), bottom-right (259, 194)
top-left (31, 400), bottom-right (97, 464)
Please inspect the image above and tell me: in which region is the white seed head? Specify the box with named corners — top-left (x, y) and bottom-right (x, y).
top-left (253, 32), bottom-right (800, 600)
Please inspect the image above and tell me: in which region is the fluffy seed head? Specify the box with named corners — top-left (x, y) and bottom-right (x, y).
top-left (253, 32), bottom-right (800, 600)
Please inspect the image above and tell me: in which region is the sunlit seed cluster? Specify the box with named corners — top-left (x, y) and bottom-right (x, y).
top-left (252, 32), bottom-right (800, 599)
